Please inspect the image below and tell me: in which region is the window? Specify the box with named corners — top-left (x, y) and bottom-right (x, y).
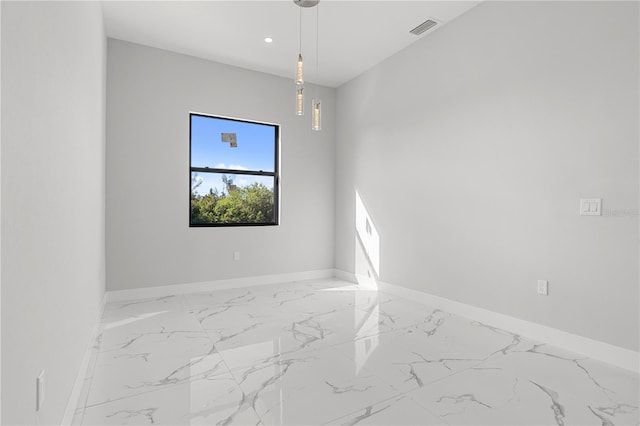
top-left (190, 113), bottom-right (279, 226)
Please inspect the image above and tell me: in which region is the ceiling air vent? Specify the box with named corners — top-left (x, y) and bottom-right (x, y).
top-left (410, 19), bottom-right (438, 36)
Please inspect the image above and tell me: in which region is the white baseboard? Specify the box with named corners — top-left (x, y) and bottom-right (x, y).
top-left (334, 269), bottom-right (357, 283)
top-left (62, 267), bottom-right (638, 426)
top-left (335, 270), bottom-right (639, 374)
top-left (105, 269), bottom-right (336, 303)
top-left (61, 292), bottom-right (107, 425)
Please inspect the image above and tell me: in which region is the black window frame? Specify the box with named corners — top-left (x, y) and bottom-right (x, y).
top-left (189, 112), bottom-right (280, 227)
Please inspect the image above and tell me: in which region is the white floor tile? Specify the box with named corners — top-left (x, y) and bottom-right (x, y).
top-left (75, 278), bottom-right (639, 426)
top-left (324, 394), bottom-right (444, 425)
top-left (82, 373), bottom-right (262, 425)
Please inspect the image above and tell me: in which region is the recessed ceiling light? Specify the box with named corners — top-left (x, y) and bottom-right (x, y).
top-left (264, 37), bottom-right (273, 43)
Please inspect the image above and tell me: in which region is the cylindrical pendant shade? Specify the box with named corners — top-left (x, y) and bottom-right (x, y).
top-left (312, 99), bottom-right (321, 131)
top-left (296, 86), bottom-right (304, 116)
top-left (296, 54), bottom-right (304, 85)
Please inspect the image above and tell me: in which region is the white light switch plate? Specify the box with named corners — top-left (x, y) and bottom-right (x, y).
top-left (580, 198), bottom-right (602, 216)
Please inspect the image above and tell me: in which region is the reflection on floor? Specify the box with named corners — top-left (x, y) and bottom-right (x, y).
top-left (72, 278), bottom-right (639, 425)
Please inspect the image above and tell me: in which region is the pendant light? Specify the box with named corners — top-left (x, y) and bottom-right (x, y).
top-left (296, 86), bottom-right (304, 116)
top-left (295, 3), bottom-right (305, 115)
top-left (312, 99), bottom-right (321, 131)
top-left (294, 0), bottom-right (319, 120)
top-left (311, 1), bottom-right (321, 131)
top-left (295, 6), bottom-right (304, 116)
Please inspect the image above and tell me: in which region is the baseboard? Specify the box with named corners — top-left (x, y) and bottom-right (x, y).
top-left (61, 292), bottom-right (107, 425)
top-left (105, 269), bottom-right (336, 303)
top-left (334, 269), bottom-right (357, 283)
top-left (335, 270), bottom-right (639, 374)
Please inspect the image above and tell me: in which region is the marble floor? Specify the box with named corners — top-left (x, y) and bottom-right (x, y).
top-left (72, 278), bottom-right (639, 425)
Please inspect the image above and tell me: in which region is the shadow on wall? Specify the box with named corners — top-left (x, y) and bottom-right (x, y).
top-left (354, 190), bottom-right (381, 290)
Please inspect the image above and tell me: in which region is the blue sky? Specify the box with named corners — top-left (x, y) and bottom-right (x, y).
top-left (191, 114), bottom-right (275, 171)
top-left (191, 115), bottom-right (276, 195)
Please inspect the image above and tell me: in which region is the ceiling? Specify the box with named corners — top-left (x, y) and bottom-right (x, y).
top-left (102, 1), bottom-right (481, 88)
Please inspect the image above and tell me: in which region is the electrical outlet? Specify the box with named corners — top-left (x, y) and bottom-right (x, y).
top-left (36, 370), bottom-right (45, 411)
top-left (537, 280), bottom-right (549, 296)
top-left (233, 250), bottom-right (240, 261)
top-left (580, 198), bottom-right (602, 216)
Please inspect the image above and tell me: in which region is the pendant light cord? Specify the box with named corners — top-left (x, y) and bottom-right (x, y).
top-left (315, 2), bottom-right (319, 96)
top-left (299, 7), bottom-right (302, 54)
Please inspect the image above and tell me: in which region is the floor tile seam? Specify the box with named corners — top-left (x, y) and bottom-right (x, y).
top-left (404, 362), bottom-right (477, 392)
top-left (91, 351), bottom-right (234, 379)
top-left (93, 351), bottom-right (215, 369)
top-left (213, 335), bottom-right (365, 377)
top-left (318, 391), bottom-right (410, 425)
top-left (96, 327), bottom-right (212, 354)
top-left (222, 350), bottom-right (346, 395)
top-left (208, 327), bottom-right (432, 373)
top-left (163, 297), bottom-right (359, 315)
top-left (315, 385), bottom-right (406, 425)
top-left (197, 310), bottom-right (371, 344)
top-left (195, 312), bottom-right (359, 329)
top-left (195, 361), bottom-right (269, 426)
top-left (97, 324), bottom-right (206, 341)
top-left (83, 381), bottom-right (187, 410)
top-left (402, 361), bottom-right (637, 422)
top-left (341, 349), bottom-right (483, 423)
top-left (220, 350), bottom-right (340, 426)
top-left (372, 288), bottom-right (503, 333)
top-left (181, 296), bottom-right (243, 385)
top-left (191, 299), bottom-right (363, 315)
top-left (82, 367), bottom-right (241, 412)
top-left (407, 372), bottom-right (619, 426)
top-left (468, 352), bottom-right (640, 407)
top-left (88, 348), bottom-right (236, 410)
top-left (355, 304), bottom-right (444, 330)
top-left (182, 279), bottom-right (343, 301)
top-left (401, 363), bottom-right (523, 416)
top-left (102, 308), bottom-right (197, 320)
top-left (392, 367), bottom-right (485, 424)
top-left (105, 281), bottom-right (345, 310)
top-left (399, 385), bottom-right (454, 426)
top-left (249, 380), bottom-right (406, 426)
top-left (184, 281), bottom-right (349, 297)
top-left (183, 294), bottom-right (251, 398)
top-left (192, 303), bottom-right (436, 329)
top-left (76, 327), bottom-right (104, 424)
top-left (466, 347), bottom-right (601, 388)
top-left (344, 321), bottom-right (433, 344)
top-left (319, 391), bottom-right (454, 426)
top-left (105, 293), bottom-right (188, 307)
top-left (218, 351), bottom-right (296, 380)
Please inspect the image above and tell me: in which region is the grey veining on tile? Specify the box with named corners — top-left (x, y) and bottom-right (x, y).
top-left (74, 278), bottom-right (639, 425)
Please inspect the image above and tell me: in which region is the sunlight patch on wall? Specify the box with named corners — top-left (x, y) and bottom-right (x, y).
top-left (355, 190), bottom-right (381, 289)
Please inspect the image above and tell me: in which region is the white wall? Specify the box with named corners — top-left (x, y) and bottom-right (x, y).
top-left (106, 40), bottom-right (335, 291)
top-left (0, 2), bottom-right (3, 422)
top-left (335, 1), bottom-right (639, 351)
top-left (1, 2), bottom-right (106, 424)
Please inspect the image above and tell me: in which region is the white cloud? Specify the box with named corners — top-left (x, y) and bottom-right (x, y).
top-left (213, 163), bottom-right (247, 171)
